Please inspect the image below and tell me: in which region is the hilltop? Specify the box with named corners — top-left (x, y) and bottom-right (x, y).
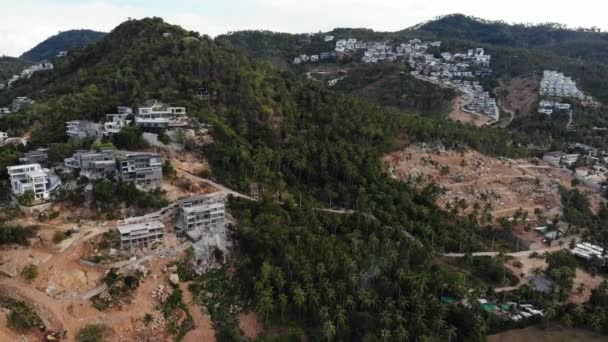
top-left (20, 29), bottom-right (106, 61)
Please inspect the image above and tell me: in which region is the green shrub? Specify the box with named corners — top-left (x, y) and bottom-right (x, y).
top-left (20, 264), bottom-right (38, 282)
top-left (53, 231), bottom-right (68, 243)
top-left (48, 211), bottom-right (60, 220)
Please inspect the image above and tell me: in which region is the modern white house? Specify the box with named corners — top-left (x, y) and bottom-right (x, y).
top-left (6, 164), bottom-right (61, 200)
top-left (135, 104), bottom-right (188, 128)
top-left (103, 106), bottom-right (133, 136)
top-left (117, 214), bottom-right (165, 249)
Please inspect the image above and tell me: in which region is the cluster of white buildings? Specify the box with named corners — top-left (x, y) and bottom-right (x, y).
top-left (571, 242), bottom-right (606, 262)
top-left (1, 62), bottom-right (53, 90)
top-left (540, 70), bottom-right (587, 100)
top-left (458, 81), bottom-right (498, 119)
top-left (65, 103), bottom-right (189, 140)
top-left (409, 46), bottom-right (497, 120)
top-left (362, 39), bottom-right (441, 64)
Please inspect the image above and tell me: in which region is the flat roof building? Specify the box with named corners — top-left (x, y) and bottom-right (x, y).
top-left (66, 120), bottom-right (102, 140)
top-left (7, 163), bottom-right (61, 200)
top-left (115, 151), bottom-right (163, 189)
top-left (103, 106), bottom-right (133, 136)
top-left (117, 214), bottom-right (165, 249)
top-left (64, 148), bottom-right (117, 180)
top-left (135, 103), bottom-right (188, 128)
top-left (175, 195), bottom-right (226, 238)
top-left (19, 148), bottom-right (49, 165)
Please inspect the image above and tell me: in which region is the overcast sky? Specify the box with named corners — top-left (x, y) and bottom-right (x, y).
top-left (1, 0), bottom-right (607, 56)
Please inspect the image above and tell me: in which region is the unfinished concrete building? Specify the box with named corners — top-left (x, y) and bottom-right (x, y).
top-left (19, 148), bottom-right (49, 165)
top-left (117, 214), bottom-right (165, 249)
top-left (64, 148), bottom-right (117, 180)
top-left (65, 120), bottom-right (102, 140)
top-left (175, 195), bottom-right (226, 237)
top-left (115, 151), bottom-right (163, 188)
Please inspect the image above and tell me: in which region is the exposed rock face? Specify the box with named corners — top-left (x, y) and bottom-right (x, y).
top-left (169, 273), bottom-right (179, 285)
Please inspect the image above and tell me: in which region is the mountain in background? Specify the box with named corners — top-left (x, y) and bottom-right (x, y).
top-left (20, 29), bottom-right (107, 61)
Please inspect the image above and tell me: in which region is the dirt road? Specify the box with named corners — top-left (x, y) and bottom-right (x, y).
top-left (442, 245), bottom-right (565, 258)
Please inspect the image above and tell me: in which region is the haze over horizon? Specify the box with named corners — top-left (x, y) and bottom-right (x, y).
top-left (1, 0), bottom-right (607, 57)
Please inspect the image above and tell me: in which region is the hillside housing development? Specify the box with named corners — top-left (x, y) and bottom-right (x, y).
top-left (1, 61), bottom-right (53, 89)
top-left (408, 45), bottom-right (497, 121)
top-left (64, 149), bottom-right (164, 188)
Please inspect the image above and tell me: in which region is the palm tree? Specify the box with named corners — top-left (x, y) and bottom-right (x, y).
top-left (278, 293), bottom-right (288, 321)
top-left (446, 326), bottom-right (457, 342)
top-left (394, 325), bottom-right (409, 341)
top-left (379, 329), bottom-right (392, 342)
top-left (292, 285), bottom-right (306, 319)
top-left (323, 320), bottom-right (336, 341)
top-left (335, 305), bottom-right (347, 332)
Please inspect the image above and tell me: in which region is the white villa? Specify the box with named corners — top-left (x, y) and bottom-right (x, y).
top-left (7, 164), bottom-right (61, 200)
top-left (135, 104), bottom-right (188, 128)
top-left (103, 106), bottom-right (133, 136)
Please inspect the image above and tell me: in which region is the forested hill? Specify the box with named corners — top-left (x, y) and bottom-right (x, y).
top-left (20, 29), bottom-right (106, 61)
top-left (0, 57), bottom-right (30, 80)
top-left (413, 14), bottom-right (608, 63)
top-left (0, 17), bottom-right (553, 340)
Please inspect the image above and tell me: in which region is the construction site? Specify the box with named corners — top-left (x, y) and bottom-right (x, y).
top-left (0, 133), bottom-right (256, 341)
top-left (384, 144), bottom-right (605, 246)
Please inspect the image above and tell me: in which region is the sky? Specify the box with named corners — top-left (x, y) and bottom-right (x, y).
top-left (1, 0), bottom-right (607, 56)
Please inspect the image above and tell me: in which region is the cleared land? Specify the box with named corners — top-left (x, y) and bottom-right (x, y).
top-left (495, 76), bottom-right (540, 118)
top-left (488, 325), bottom-right (607, 342)
top-left (384, 144), bottom-right (603, 220)
top-left (448, 96), bottom-right (492, 126)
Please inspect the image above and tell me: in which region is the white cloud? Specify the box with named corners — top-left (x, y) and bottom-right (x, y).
top-left (0, 0), bottom-right (607, 56)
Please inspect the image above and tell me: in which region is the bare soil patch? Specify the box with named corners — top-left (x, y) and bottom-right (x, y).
top-left (488, 325), bottom-right (607, 342)
top-left (448, 96), bottom-right (491, 127)
top-left (495, 76), bottom-right (540, 117)
top-left (239, 311), bottom-right (263, 339)
top-left (384, 144), bottom-right (604, 224)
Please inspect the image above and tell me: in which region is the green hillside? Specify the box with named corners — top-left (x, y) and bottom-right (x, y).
top-left (20, 29), bottom-right (106, 61)
top-left (0, 17), bottom-right (537, 341)
top-left (0, 56), bottom-right (30, 80)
